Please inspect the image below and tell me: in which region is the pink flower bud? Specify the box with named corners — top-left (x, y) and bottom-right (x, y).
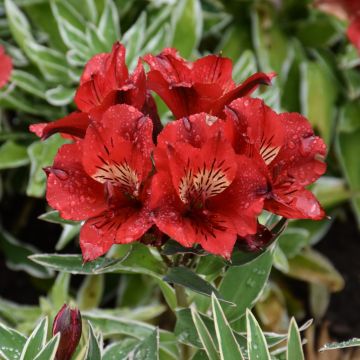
top-left (52, 304), bottom-right (82, 360)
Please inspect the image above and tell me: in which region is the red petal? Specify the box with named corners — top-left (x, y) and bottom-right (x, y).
top-left (225, 97), bottom-right (284, 162)
top-left (193, 55), bottom-right (234, 89)
top-left (155, 113), bottom-right (226, 171)
top-left (82, 105), bottom-right (154, 187)
top-left (0, 46), bottom-right (12, 89)
top-left (348, 14), bottom-right (360, 53)
top-left (141, 92), bottom-right (163, 142)
top-left (269, 112), bottom-right (327, 188)
top-left (214, 72), bottom-right (276, 116)
top-left (265, 188), bottom-right (325, 220)
top-left (151, 172), bottom-right (237, 258)
top-left (124, 59), bottom-right (146, 110)
top-left (29, 112), bottom-right (90, 140)
top-left (208, 155), bottom-right (267, 237)
top-left (46, 142), bottom-right (106, 221)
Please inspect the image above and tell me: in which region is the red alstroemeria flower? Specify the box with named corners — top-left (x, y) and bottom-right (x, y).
top-left (315, 0), bottom-right (360, 53)
top-left (30, 42), bottom-right (161, 141)
top-left (0, 45), bottom-right (13, 89)
top-left (151, 113), bottom-right (268, 258)
top-left (225, 97), bottom-right (327, 220)
top-left (46, 105), bottom-right (155, 261)
top-left (144, 48), bottom-right (275, 119)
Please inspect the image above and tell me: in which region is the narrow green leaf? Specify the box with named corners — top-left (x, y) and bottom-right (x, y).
top-left (212, 294), bottom-right (244, 360)
top-left (85, 322), bottom-right (102, 360)
top-left (164, 267), bottom-right (233, 305)
top-left (20, 317), bottom-right (48, 360)
top-left (38, 210), bottom-right (78, 226)
top-left (56, 223), bottom-right (81, 251)
top-left (102, 339), bottom-right (138, 360)
top-left (191, 308), bottom-right (219, 360)
top-left (0, 141), bottom-right (29, 169)
top-left (170, 0), bottom-right (202, 57)
top-left (246, 309), bottom-right (271, 360)
top-left (319, 338), bottom-right (360, 352)
top-left (33, 334), bottom-right (60, 360)
top-left (286, 318), bottom-right (304, 360)
top-left (45, 86), bottom-right (75, 106)
top-left (0, 323), bottom-right (27, 360)
top-left (77, 275), bottom-right (104, 310)
top-left (0, 297), bottom-right (41, 324)
top-left (286, 248), bottom-right (344, 292)
top-left (0, 231), bottom-right (53, 278)
top-left (50, 272), bottom-right (70, 309)
top-left (97, 0), bottom-right (120, 47)
top-left (219, 248), bottom-right (273, 321)
top-left (132, 328), bottom-right (159, 360)
top-left (11, 70), bottom-right (46, 99)
top-left (27, 135), bottom-right (67, 197)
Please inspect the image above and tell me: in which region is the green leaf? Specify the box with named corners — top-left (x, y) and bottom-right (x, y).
top-left (278, 228), bottom-right (309, 259)
top-left (86, 23), bottom-right (108, 55)
top-left (50, 272), bottom-right (70, 309)
top-left (11, 70), bottom-right (46, 99)
top-left (170, 0), bottom-right (202, 57)
top-left (286, 318), bottom-right (304, 360)
top-left (97, 0), bottom-right (120, 48)
top-left (85, 322), bottom-right (102, 360)
top-left (0, 323), bottom-right (27, 360)
top-left (132, 329), bottom-right (159, 360)
top-left (273, 245), bottom-right (289, 273)
top-left (0, 297), bottom-right (41, 325)
top-left (33, 333), bottom-right (60, 360)
top-left (219, 248), bottom-right (273, 321)
top-left (232, 50), bottom-right (258, 83)
top-left (319, 338), bottom-right (360, 352)
top-left (0, 141), bottom-right (29, 169)
top-left (300, 60), bottom-right (337, 145)
top-left (212, 294), bottom-right (244, 360)
top-left (191, 309), bottom-right (219, 360)
top-left (102, 339), bottom-right (138, 360)
top-left (27, 135), bottom-right (67, 197)
top-left (4, 0), bottom-right (33, 51)
top-left (246, 309), bottom-right (271, 360)
top-left (122, 12), bottom-right (146, 69)
top-left (164, 267), bottom-right (232, 305)
top-left (286, 248), bottom-right (344, 292)
top-left (20, 317), bottom-right (48, 360)
top-left (55, 223), bottom-right (81, 251)
top-left (77, 275), bottom-right (104, 310)
top-left (50, 0), bottom-right (88, 55)
top-left (0, 231), bottom-right (53, 278)
top-left (45, 86), bottom-right (75, 106)
top-left (38, 210), bottom-right (78, 225)
top-left (336, 102), bottom-right (360, 227)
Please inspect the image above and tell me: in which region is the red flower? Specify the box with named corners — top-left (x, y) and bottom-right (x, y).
top-left (315, 0), bottom-right (360, 53)
top-left (52, 304), bottom-right (82, 360)
top-left (0, 46), bottom-right (12, 89)
top-left (30, 42), bottom-right (162, 141)
top-left (225, 97), bottom-right (327, 220)
top-left (144, 48), bottom-right (275, 119)
top-left (150, 113), bottom-right (268, 258)
top-left (46, 105), bottom-right (155, 261)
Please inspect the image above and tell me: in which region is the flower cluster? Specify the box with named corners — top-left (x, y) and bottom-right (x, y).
top-left (31, 43), bottom-right (326, 261)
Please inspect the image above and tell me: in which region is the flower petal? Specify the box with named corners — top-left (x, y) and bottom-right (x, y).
top-left (29, 112), bottom-right (90, 140)
top-left (265, 188), bottom-right (325, 220)
top-left (0, 45), bottom-right (12, 89)
top-left (46, 142), bottom-right (106, 221)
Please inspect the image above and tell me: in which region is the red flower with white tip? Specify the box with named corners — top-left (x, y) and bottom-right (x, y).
top-left (0, 46), bottom-right (12, 89)
top-left (225, 97), bottom-right (327, 220)
top-left (144, 48), bottom-right (275, 119)
top-left (45, 105), bottom-right (154, 261)
top-left (150, 113), bottom-right (268, 258)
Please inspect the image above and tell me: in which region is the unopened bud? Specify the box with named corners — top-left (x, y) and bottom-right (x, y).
top-left (52, 304), bottom-right (82, 360)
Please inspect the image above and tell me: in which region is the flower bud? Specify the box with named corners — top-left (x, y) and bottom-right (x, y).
top-left (52, 304), bottom-right (82, 360)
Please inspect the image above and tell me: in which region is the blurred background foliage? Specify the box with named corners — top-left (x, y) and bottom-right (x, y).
top-left (0, 0), bottom-right (360, 358)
